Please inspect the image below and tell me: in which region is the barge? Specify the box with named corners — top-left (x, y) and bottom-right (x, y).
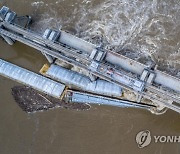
top-left (0, 6), bottom-right (180, 114)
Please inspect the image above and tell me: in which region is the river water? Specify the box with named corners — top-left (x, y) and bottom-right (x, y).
top-left (0, 0), bottom-right (180, 153)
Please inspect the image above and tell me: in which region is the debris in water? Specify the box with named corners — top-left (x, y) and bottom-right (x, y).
top-left (11, 86), bottom-right (90, 113)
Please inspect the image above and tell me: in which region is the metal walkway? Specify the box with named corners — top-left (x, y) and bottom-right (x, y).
top-left (0, 59), bottom-right (66, 98)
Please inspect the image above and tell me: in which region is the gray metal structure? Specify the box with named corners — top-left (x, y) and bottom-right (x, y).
top-left (0, 6), bottom-right (180, 114)
top-left (46, 64), bottom-right (122, 97)
top-left (67, 90), bottom-right (154, 110)
top-left (0, 59), bottom-right (66, 98)
top-left (0, 59), bottom-right (153, 112)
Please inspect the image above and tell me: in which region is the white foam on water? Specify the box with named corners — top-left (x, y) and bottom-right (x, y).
top-left (74, 0), bottom-right (180, 73)
top-left (76, 0), bottom-right (155, 52)
top-left (31, 1), bottom-right (44, 7)
top-left (30, 0), bottom-right (180, 75)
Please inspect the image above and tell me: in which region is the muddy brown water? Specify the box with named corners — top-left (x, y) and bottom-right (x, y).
top-left (0, 0), bottom-right (180, 154)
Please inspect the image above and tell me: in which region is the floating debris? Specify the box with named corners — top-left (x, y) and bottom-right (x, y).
top-left (11, 86), bottom-right (90, 113)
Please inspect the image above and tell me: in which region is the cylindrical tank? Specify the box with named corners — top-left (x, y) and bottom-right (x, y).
top-left (46, 64), bottom-right (122, 98)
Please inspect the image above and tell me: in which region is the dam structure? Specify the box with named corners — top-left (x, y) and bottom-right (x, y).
top-left (0, 6), bottom-right (180, 114)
